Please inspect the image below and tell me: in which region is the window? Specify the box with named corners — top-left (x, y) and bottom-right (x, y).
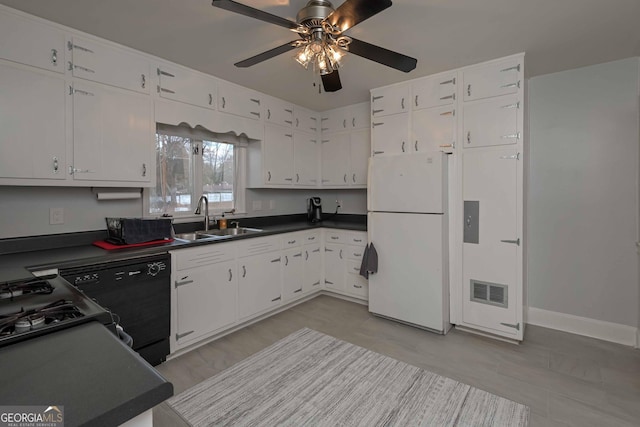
top-left (147, 125), bottom-right (245, 217)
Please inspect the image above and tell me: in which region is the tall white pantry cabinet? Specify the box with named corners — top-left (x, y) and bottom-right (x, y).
top-left (370, 53), bottom-right (526, 341)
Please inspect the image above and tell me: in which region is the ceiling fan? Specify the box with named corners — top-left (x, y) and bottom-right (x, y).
top-left (211, 0), bottom-right (418, 92)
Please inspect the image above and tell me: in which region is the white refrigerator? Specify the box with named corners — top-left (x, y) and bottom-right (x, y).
top-left (367, 152), bottom-right (450, 333)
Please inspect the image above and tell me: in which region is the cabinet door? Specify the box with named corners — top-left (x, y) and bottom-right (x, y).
top-left (218, 82), bottom-right (261, 120)
top-left (350, 102), bottom-right (370, 130)
top-left (371, 84), bottom-right (410, 118)
top-left (320, 133), bottom-right (350, 186)
top-left (0, 11), bottom-right (65, 73)
top-left (463, 59), bottom-right (522, 102)
top-left (346, 267), bottom-right (368, 299)
top-left (0, 64), bottom-right (66, 180)
top-left (175, 260), bottom-right (237, 345)
top-left (293, 132), bottom-right (319, 186)
top-left (371, 113), bottom-right (410, 156)
top-left (157, 63), bottom-right (217, 109)
top-left (238, 252), bottom-right (282, 319)
top-left (69, 37), bottom-right (150, 94)
top-left (324, 243), bottom-right (345, 292)
top-left (412, 106), bottom-right (456, 153)
top-left (462, 148), bottom-right (521, 338)
top-left (463, 94), bottom-right (520, 148)
top-left (282, 247), bottom-right (304, 301)
top-left (294, 107), bottom-right (319, 133)
top-left (349, 129), bottom-right (370, 186)
top-left (320, 107), bottom-right (347, 134)
top-left (412, 73), bottom-right (457, 110)
top-left (264, 97), bottom-right (294, 127)
top-left (72, 81), bottom-right (153, 183)
top-left (303, 243), bottom-right (322, 292)
top-left (263, 124), bottom-right (294, 185)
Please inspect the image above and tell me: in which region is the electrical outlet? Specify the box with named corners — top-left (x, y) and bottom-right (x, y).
top-left (336, 199), bottom-right (342, 207)
top-left (49, 207), bottom-right (64, 225)
top-left (252, 200), bottom-right (262, 211)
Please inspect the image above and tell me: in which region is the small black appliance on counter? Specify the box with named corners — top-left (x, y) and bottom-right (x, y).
top-left (307, 197), bottom-right (322, 223)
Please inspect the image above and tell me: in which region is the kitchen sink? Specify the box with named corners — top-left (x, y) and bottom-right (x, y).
top-left (206, 227), bottom-right (263, 236)
top-left (174, 231), bottom-right (222, 241)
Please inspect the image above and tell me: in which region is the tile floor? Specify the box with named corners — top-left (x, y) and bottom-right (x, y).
top-left (154, 295), bottom-right (640, 426)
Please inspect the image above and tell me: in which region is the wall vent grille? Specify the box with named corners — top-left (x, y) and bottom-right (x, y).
top-left (470, 280), bottom-right (508, 308)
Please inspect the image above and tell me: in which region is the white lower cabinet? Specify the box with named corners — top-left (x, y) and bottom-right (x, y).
top-left (175, 260), bottom-right (237, 346)
top-left (303, 241), bottom-right (323, 292)
top-left (322, 230), bottom-right (368, 300)
top-left (324, 243), bottom-right (345, 292)
top-left (237, 238), bottom-right (283, 319)
top-left (282, 246), bottom-right (304, 302)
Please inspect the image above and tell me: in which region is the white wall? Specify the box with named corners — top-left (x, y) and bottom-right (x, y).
top-left (0, 186), bottom-right (367, 239)
top-left (528, 58), bottom-right (639, 327)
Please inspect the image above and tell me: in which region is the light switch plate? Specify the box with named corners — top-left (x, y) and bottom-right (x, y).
top-left (50, 207), bottom-right (64, 225)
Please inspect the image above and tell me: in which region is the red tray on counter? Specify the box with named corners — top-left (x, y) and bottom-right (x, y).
top-left (93, 239), bottom-right (174, 250)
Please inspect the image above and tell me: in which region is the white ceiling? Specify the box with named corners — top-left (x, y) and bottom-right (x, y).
top-left (2, 0), bottom-right (639, 111)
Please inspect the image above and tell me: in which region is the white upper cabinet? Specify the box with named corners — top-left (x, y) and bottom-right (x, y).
top-left (371, 112), bottom-right (410, 156)
top-left (412, 73), bottom-right (457, 110)
top-left (321, 103), bottom-right (371, 133)
top-left (218, 81), bottom-right (262, 120)
top-left (262, 124), bottom-right (294, 185)
top-left (320, 133), bottom-right (350, 187)
top-left (156, 62), bottom-right (217, 109)
top-left (68, 37), bottom-right (150, 94)
top-left (0, 63), bottom-right (66, 180)
top-left (0, 11), bottom-right (65, 73)
top-left (320, 108), bottom-right (345, 134)
top-left (294, 106), bottom-right (319, 133)
top-left (264, 96), bottom-right (294, 127)
top-left (349, 129), bottom-right (370, 186)
top-left (350, 102), bottom-right (370, 130)
top-left (463, 58), bottom-right (523, 102)
top-left (293, 132), bottom-right (319, 187)
top-left (411, 105), bottom-right (456, 153)
top-left (371, 84), bottom-right (410, 117)
top-left (72, 81), bottom-right (153, 184)
top-left (463, 94), bottom-right (520, 148)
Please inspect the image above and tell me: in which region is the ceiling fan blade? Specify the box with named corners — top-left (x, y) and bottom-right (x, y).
top-left (234, 41), bottom-right (297, 67)
top-left (326, 0), bottom-right (392, 33)
top-left (347, 37), bottom-right (417, 72)
top-left (212, 0), bottom-right (300, 31)
top-left (321, 70), bottom-right (342, 92)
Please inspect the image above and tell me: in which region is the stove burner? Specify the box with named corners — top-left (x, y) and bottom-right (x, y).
top-left (0, 299), bottom-right (84, 336)
top-left (0, 275), bottom-right (56, 300)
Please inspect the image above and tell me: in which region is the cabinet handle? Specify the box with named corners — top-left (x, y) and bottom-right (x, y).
top-left (285, 108), bottom-right (293, 113)
top-left (352, 173), bottom-right (356, 183)
top-left (372, 95), bottom-right (384, 101)
top-left (372, 109), bottom-right (384, 115)
top-left (439, 143), bottom-right (454, 149)
top-left (69, 167), bottom-right (96, 175)
top-left (228, 268), bottom-right (233, 281)
top-left (373, 150), bottom-right (385, 155)
top-left (440, 77), bottom-right (456, 85)
top-left (501, 132), bottom-right (521, 140)
top-left (242, 265), bottom-right (246, 278)
top-left (499, 153), bottom-right (520, 160)
top-left (353, 239), bottom-right (362, 242)
top-left (325, 280), bottom-right (334, 285)
top-left (467, 84), bottom-right (471, 97)
top-left (294, 288), bottom-right (302, 293)
top-left (352, 118), bottom-right (356, 127)
top-left (467, 131), bottom-right (471, 144)
top-left (288, 240), bottom-right (296, 244)
top-left (272, 296), bottom-right (282, 302)
top-left (501, 322), bottom-right (521, 330)
top-left (285, 120), bottom-right (293, 125)
top-left (354, 284), bottom-right (363, 289)
top-left (308, 236), bottom-right (315, 241)
top-left (141, 74), bottom-right (146, 89)
top-left (51, 49), bottom-right (58, 66)
top-left (353, 253), bottom-right (362, 257)
top-left (500, 238), bottom-right (521, 246)
top-left (71, 87), bottom-right (95, 96)
top-left (73, 64), bottom-right (95, 74)
top-left (325, 248), bottom-right (334, 252)
top-left (271, 257), bottom-right (281, 263)
top-left (331, 236), bottom-right (339, 240)
top-left (344, 174), bottom-right (347, 183)
top-left (341, 119), bottom-right (346, 128)
top-left (250, 111), bottom-right (260, 117)
top-left (285, 134), bottom-right (293, 138)
top-left (440, 93), bottom-right (455, 100)
top-left (250, 98), bottom-right (260, 105)
top-left (296, 118), bottom-right (299, 127)
top-left (296, 173), bottom-right (300, 183)
top-left (312, 281), bottom-right (320, 286)
top-left (222, 96), bottom-right (226, 108)
top-left (285, 255), bottom-right (288, 266)
top-left (440, 110), bottom-right (455, 116)
top-left (500, 81), bottom-right (521, 89)
top-left (160, 87), bottom-right (176, 94)
top-left (52, 157), bottom-right (59, 174)
top-left (415, 95), bottom-right (419, 107)
top-left (321, 117), bottom-right (329, 121)
top-left (267, 171), bottom-right (271, 181)
top-left (401, 97), bottom-right (405, 110)
top-left (415, 141), bottom-right (418, 152)
top-left (68, 41), bottom-right (94, 53)
top-left (293, 253), bottom-right (302, 257)
top-left (176, 330), bottom-right (195, 340)
top-left (501, 102), bottom-right (520, 109)
top-left (285, 177), bottom-right (293, 181)
top-left (267, 109), bottom-right (271, 120)
top-left (339, 249), bottom-right (343, 259)
top-left (305, 250), bottom-right (309, 260)
top-left (372, 122), bottom-right (384, 128)
top-left (142, 163), bottom-right (146, 177)
top-left (402, 141), bottom-right (406, 152)
top-left (312, 248), bottom-right (320, 253)
top-left (157, 68), bottom-right (175, 78)
top-left (209, 93), bottom-right (213, 105)
top-left (175, 279), bottom-right (194, 288)
top-left (500, 64), bottom-right (521, 73)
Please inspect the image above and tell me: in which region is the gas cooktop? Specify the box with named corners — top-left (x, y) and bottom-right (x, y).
top-left (0, 274), bottom-right (114, 347)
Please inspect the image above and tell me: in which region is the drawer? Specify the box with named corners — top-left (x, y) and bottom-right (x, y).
top-left (282, 232), bottom-right (303, 248)
top-left (345, 271), bottom-right (368, 299)
top-left (325, 230), bottom-right (345, 244)
top-left (172, 243), bottom-right (236, 270)
top-left (346, 259), bottom-right (363, 276)
top-left (346, 232), bottom-right (367, 246)
top-left (237, 235), bottom-right (281, 257)
top-left (302, 231), bottom-right (321, 245)
top-left (345, 245), bottom-right (366, 261)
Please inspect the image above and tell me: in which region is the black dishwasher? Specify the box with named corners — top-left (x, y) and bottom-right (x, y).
top-left (60, 254), bottom-right (170, 366)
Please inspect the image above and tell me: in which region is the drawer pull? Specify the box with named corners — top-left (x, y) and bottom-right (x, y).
top-left (354, 285), bottom-right (363, 289)
top-left (271, 257), bottom-right (281, 263)
top-left (353, 253), bottom-right (362, 257)
top-left (372, 122), bottom-right (384, 128)
top-left (288, 240), bottom-right (296, 244)
top-left (330, 236), bottom-right (339, 240)
top-left (312, 248), bottom-right (320, 253)
top-left (293, 253), bottom-right (302, 258)
top-left (68, 41), bottom-right (94, 53)
top-left (160, 87), bottom-right (176, 94)
top-left (372, 110), bottom-right (384, 115)
top-left (439, 94), bottom-right (455, 100)
top-left (157, 68), bottom-right (175, 78)
top-left (373, 150), bottom-right (385, 155)
top-left (440, 110), bottom-right (455, 116)
top-left (312, 281), bottom-right (320, 286)
top-left (353, 239), bottom-right (363, 242)
top-left (272, 296), bottom-right (281, 302)
top-left (250, 111), bottom-right (261, 117)
top-left (176, 331), bottom-right (194, 340)
top-left (501, 132), bottom-right (521, 140)
top-left (73, 64), bottom-right (95, 74)
top-left (294, 288), bottom-right (302, 293)
top-left (372, 95), bottom-right (384, 101)
top-left (439, 78), bottom-right (456, 85)
top-left (499, 153), bottom-right (520, 160)
top-left (500, 238), bottom-right (520, 246)
top-left (325, 280), bottom-right (334, 285)
top-left (175, 279), bottom-right (194, 288)
top-left (500, 81), bottom-right (521, 89)
top-left (250, 98), bottom-right (260, 105)
top-left (307, 236), bottom-right (316, 241)
top-left (501, 102), bottom-right (520, 109)
top-left (500, 64), bottom-right (521, 73)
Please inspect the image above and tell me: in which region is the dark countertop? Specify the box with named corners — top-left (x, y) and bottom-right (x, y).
top-left (0, 321), bottom-right (173, 427)
top-left (0, 214), bottom-right (367, 282)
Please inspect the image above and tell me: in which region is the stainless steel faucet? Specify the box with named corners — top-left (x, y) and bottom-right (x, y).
top-left (194, 195), bottom-right (209, 231)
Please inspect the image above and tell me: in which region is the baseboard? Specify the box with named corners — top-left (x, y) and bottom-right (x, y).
top-left (527, 307), bottom-right (638, 347)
